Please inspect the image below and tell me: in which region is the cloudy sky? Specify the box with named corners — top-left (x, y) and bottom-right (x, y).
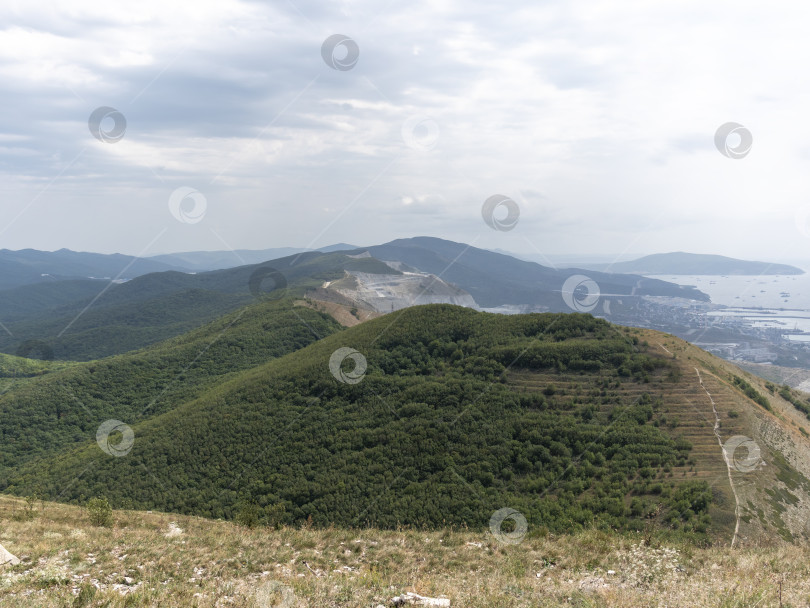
top-left (2, 0), bottom-right (810, 263)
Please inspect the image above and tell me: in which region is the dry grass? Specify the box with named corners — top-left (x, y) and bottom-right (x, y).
top-left (2, 495), bottom-right (810, 607)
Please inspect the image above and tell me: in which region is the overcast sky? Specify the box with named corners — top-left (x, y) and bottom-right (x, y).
top-left (2, 0), bottom-right (810, 263)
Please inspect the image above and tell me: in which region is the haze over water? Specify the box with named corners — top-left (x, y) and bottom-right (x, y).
top-left (649, 273), bottom-right (810, 310)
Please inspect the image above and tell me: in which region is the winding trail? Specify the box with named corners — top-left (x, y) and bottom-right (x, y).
top-left (695, 367), bottom-right (741, 547)
top-left (657, 342), bottom-right (672, 355)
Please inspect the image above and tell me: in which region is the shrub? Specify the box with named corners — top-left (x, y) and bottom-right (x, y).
top-left (12, 494), bottom-right (38, 522)
top-left (87, 497), bottom-right (113, 527)
top-left (235, 501), bottom-right (261, 528)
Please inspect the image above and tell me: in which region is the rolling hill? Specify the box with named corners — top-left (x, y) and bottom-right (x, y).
top-left (0, 298), bottom-right (344, 473)
top-left (3, 302), bottom-right (810, 546)
top-left (0, 239), bottom-right (708, 361)
top-left (0, 252), bottom-right (396, 360)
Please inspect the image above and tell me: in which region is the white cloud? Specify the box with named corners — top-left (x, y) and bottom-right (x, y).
top-left (0, 0), bottom-right (808, 264)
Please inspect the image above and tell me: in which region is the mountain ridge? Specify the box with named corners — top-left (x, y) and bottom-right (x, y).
top-left (0, 239), bottom-right (710, 361)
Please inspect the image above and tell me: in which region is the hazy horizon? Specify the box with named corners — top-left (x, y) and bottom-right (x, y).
top-left (2, 239), bottom-right (809, 273)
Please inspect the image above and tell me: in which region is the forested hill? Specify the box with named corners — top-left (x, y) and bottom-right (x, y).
top-left (0, 299), bottom-right (344, 472)
top-left (5, 303), bottom-right (810, 544)
top-left (0, 251), bottom-right (396, 361)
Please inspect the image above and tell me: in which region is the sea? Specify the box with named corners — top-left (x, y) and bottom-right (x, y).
top-left (648, 272), bottom-right (810, 341)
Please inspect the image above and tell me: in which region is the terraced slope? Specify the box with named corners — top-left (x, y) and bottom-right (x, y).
top-left (637, 331), bottom-right (810, 544)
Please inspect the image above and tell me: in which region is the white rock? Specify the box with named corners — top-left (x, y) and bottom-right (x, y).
top-left (391, 591), bottom-right (451, 606)
top-left (0, 543), bottom-right (20, 567)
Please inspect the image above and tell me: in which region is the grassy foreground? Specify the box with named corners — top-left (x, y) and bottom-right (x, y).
top-left (1, 496), bottom-right (809, 607)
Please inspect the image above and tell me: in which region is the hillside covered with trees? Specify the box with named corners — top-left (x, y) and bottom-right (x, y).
top-left (2, 304), bottom-right (719, 540)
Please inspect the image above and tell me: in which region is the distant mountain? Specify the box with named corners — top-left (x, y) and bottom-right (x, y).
top-left (0, 238), bottom-right (710, 360)
top-left (580, 252), bottom-right (805, 276)
top-left (353, 237), bottom-right (708, 308)
top-left (0, 252), bottom-right (400, 360)
top-left (148, 247), bottom-right (308, 272)
top-left (0, 248), bottom-right (190, 290)
top-left (148, 244), bottom-right (359, 271)
top-left (317, 243), bottom-right (359, 253)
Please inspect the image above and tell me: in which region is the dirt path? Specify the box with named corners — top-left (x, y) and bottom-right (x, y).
top-left (695, 366), bottom-right (741, 547)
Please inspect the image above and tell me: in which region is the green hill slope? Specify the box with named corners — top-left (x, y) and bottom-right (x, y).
top-left (5, 304), bottom-right (810, 545)
top-left (1, 306), bottom-right (722, 540)
top-left (0, 352), bottom-right (71, 395)
top-left (0, 299), bottom-right (343, 473)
